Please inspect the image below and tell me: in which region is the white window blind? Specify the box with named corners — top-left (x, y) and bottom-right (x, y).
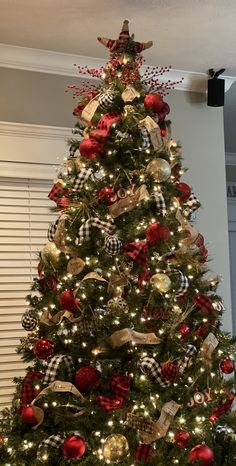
top-left (0, 176), bottom-right (56, 410)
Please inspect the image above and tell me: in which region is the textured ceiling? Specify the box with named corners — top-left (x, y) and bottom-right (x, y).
top-left (0, 0), bottom-right (235, 152)
top-left (0, 0), bottom-right (236, 76)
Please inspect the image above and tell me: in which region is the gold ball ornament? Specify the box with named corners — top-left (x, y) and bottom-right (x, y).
top-left (147, 158), bottom-right (171, 182)
top-left (41, 243), bottom-right (61, 268)
top-left (107, 297), bottom-right (129, 315)
top-left (67, 257), bottom-right (85, 275)
top-left (150, 273), bottom-right (171, 293)
top-left (103, 434), bottom-right (130, 463)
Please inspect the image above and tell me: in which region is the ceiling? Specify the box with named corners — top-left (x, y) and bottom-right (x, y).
top-left (0, 0), bottom-right (235, 152)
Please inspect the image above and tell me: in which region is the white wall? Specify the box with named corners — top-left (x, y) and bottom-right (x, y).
top-left (0, 67), bottom-right (232, 332)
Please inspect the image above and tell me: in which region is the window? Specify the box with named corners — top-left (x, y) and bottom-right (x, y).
top-left (0, 177), bottom-right (56, 409)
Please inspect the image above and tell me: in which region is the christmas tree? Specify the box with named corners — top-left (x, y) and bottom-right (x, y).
top-left (1, 20), bottom-right (236, 466)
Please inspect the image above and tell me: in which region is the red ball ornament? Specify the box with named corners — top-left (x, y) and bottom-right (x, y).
top-left (79, 138), bottom-right (104, 159)
top-left (220, 358), bottom-right (235, 374)
top-left (161, 362), bottom-right (179, 382)
top-left (20, 406), bottom-right (38, 426)
top-left (98, 186), bottom-right (115, 206)
top-left (174, 429), bottom-right (190, 447)
top-left (189, 444), bottom-right (215, 466)
top-left (75, 366), bottom-right (101, 392)
top-left (144, 93), bottom-right (164, 113)
top-left (179, 322), bottom-right (191, 338)
top-left (63, 435), bottom-right (86, 459)
top-left (176, 182), bottom-right (191, 202)
top-left (33, 339), bottom-right (55, 360)
top-left (146, 222), bottom-right (170, 245)
top-left (60, 290), bottom-right (78, 312)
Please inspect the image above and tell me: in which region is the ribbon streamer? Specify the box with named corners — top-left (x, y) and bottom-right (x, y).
top-left (109, 328), bottom-right (160, 348)
top-left (43, 355), bottom-right (74, 385)
top-left (121, 240), bottom-right (147, 266)
top-left (20, 371), bottom-right (43, 410)
top-left (127, 401), bottom-right (180, 443)
top-left (81, 97), bottom-right (100, 124)
top-left (176, 209), bottom-right (208, 260)
top-left (96, 373), bottom-right (130, 411)
top-left (201, 332), bottom-right (219, 362)
top-left (77, 217), bottom-right (113, 243)
top-left (72, 167), bottom-right (94, 191)
top-left (122, 85), bottom-right (140, 102)
top-left (152, 191), bottom-right (166, 216)
top-left (40, 309), bottom-right (99, 333)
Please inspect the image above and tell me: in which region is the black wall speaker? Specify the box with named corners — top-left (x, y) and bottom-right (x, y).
top-left (207, 78), bottom-right (225, 107)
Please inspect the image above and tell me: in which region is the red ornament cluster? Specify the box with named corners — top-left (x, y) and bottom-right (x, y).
top-left (144, 93), bottom-right (170, 121)
top-left (59, 290), bottom-right (79, 312)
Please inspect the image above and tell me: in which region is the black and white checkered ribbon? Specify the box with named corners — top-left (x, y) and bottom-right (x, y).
top-left (173, 270), bottom-right (189, 297)
top-left (47, 218), bottom-right (59, 242)
top-left (139, 357), bottom-right (170, 388)
top-left (43, 355), bottom-right (74, 385)
top-left (152, 191), bottom-right (166, 216)
top-left (69, 145), bottom-right (77, 158)
top-left (98, 91), bottom-right (114, 109)
top-left (183, 192), bottom-right (200, 216)
top-left (37, 431), bottom-right (82, 458)
top-left (72, 167), bottom-right (94, 191)
top-left (140, 126), bottom-right (151, 149)
top-left (77, 217), bottom-right (113, 243)
top-left (105, 235), bottom-right (123, 255)
top-left (178, 344), bottom-right (197, 374)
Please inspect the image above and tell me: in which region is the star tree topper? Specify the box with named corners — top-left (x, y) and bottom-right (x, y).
top-left (97, 19), bottom-right (153, 55)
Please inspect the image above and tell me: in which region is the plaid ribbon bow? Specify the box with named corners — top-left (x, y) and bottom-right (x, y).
top-left (183, 192), bottom-right (200, 217)
top-left (193, 294), bottom-right (216, 314)
top-left (140, 126), bottom-right (151, 149)
top-left (47, 218), bottom-right (59, 242)
top-left (78, 217), bottom-right (113, 243)
top-left (121, 240), bottom-right (147, 266)
top-left (37, 431), bottom-right (82, 459)
top-left (135, 444), bottom-right (153, 462)
top-left (172, 270), bottom-right (189, 297)
top-left (96, 373), bottom-right (130, 411)
top-left (194, 233), bottom-right (208, 261)
top-left (90, 112), bottom-right (121, 142)
top-left (210, 392), bottom-right (234, 422)
top-left (140, 344), bottom-right (197, 387)
top-left (72, 167), bottom-right (94, 191)
top-left (43, 355), bottom-right (74, 385)
top-left (178, 344), bottom-right (197, 373)
top-left (48, 181), bottom-right (67, 203)
top-left (20, 371), bottom-right (43, 410)
top-left (152, 191), bottom-right (166, 216)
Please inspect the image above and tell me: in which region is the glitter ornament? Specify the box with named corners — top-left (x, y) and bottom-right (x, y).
top-left (103, 434), bottom-right (129, 463)
top-left (176, 182), bottom-right (192, 202)
top-left (150, 273), bottom-right (171, 293)
top-left (174, 429), bottom-right (190, 447)
top-left (147, 158), bottom-right (171, 182)
top-left (146, 222), bottom-right (170, 245)
top-left (107, 297), bottom-right (129, 314)
top-left (219, 358), bottom-right (235, 374)
top-left (21, 313), bottom-right (37, 331)
top-left (63, 435), bottom-right (86, 459)
top-left (67, 257), bottom-right (85, 275)
top-left (75, 366), bottom-right (101, 392)
top-left (189, 444), bottom-right (214, 466)
top-left (33, 339), bottom-right (55, 360)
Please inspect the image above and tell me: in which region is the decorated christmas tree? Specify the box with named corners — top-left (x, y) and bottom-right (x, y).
top-left (1, 20), bottom-right (236, 466)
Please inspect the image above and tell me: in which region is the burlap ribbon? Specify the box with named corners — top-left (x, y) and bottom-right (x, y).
top-left (201, 332), bottom-right (219, 363)
top-left (81, 96), bottom-right (100, 124)
top-left (108, 184), bottom-right (149, 218)
top-left (30, 380), bottom-right (86, 429)
top-left (176, 208), bottom-right (208, 260)
top-left (40, 309), bottom-right (98, 332)
top-left (109, 328), bottom-right (160, 348)
top-left (139, 116), bottom-right (162, 150)
top-left (127, 401), bottom-right (180, 443)
top-left (122, 85), bottom-right (140, 102)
